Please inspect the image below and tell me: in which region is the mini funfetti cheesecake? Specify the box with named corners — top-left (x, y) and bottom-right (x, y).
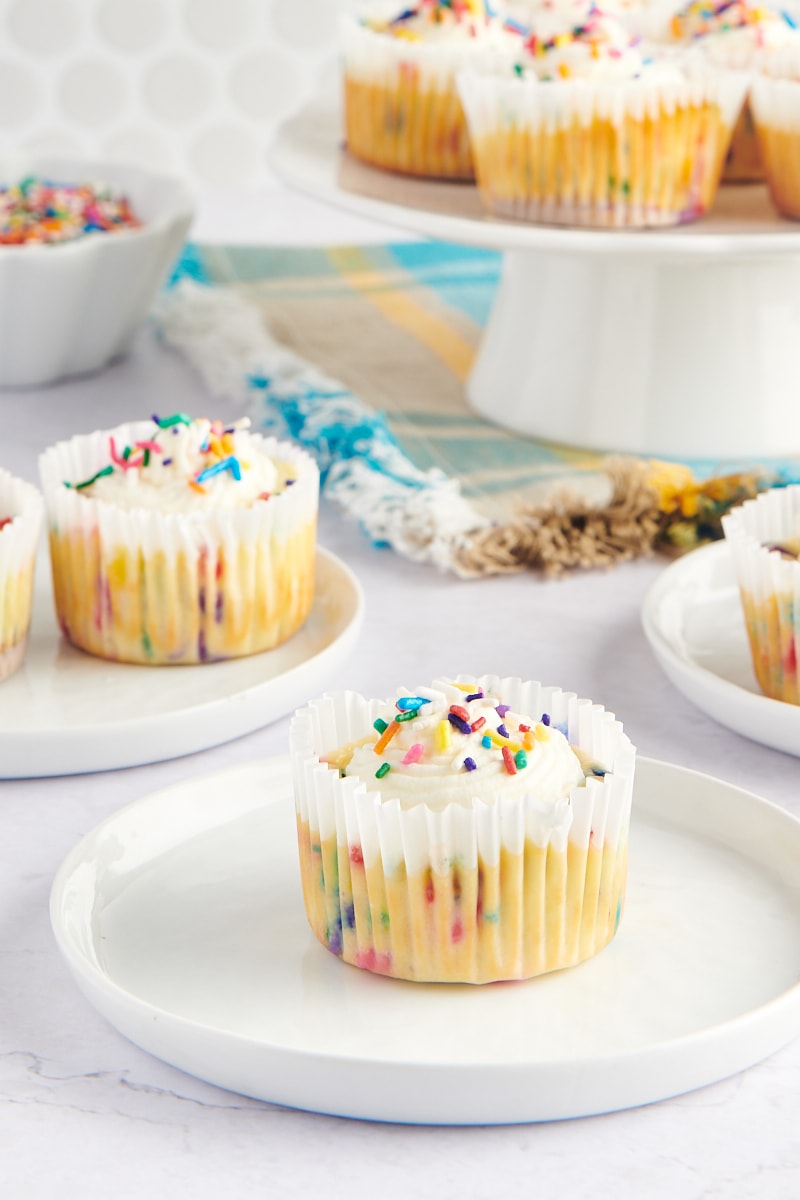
top-left (39, 414), bottom-right (319, 665)
top-left (291, 675), bottom-right (636, 984)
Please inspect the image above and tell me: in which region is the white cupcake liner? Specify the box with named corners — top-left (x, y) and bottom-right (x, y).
top-left (341, 10), bottom-right (520, 178)
top-left (750, 67), bottom-right (800, 216)
top-left (291, 675), bottom-right (636, 983)
top-left (38, 423), bottom-right (319, 665)
top-left (458, 61), bottom-right (748, 227)
top-left (723, 488), bottom-right (800, 703)
top-left (342, 10), bottom-right (517, 88)
top-left (0, 468), bottom-right (43, 681)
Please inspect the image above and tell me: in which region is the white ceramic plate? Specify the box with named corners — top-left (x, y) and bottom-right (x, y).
top-left (50, 755), bottom-right (800, 1125)
top-left (642, 541), bottom-right (800, 757)
top-left (0, 548), bottom-right (363, 778)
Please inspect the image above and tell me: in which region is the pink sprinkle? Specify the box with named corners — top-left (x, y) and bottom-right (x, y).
top-left (108, 435), bottom-right (140, 471)
top-left (402, 743), bottom-right (424, 765)
top-left (134, 439), bottom-right (163, 454)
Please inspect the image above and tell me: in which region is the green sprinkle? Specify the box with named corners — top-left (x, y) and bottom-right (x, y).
top-left (143, 449), bottom-right (151, 467)
top-left (156, 413), bottom-right (191, 429)
top-left (64, 464), bottom-right (115, 491)
top-left (141, 630), bottom-right (153, 657)
top-left (122, 445), bottom-right (131, 461)
top-left (376, 762), bottom-right (391, 779)
top-left (515, 750), bottom-right (527, 770)
top-left (373, 718), bottom-right (388, 734)
top-left (513, 62), bottom-right (523, 77)
top-left (394, 710), bottom-right (417, 723)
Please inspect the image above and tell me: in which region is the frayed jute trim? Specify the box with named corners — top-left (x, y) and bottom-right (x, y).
top-left (454, 458), bottom-right (665, 578)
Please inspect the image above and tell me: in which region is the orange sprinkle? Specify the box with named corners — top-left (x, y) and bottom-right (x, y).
top-left (189, 480), bottom-right (207, 495)
top-left (374, 720), bottom-right (401, 756)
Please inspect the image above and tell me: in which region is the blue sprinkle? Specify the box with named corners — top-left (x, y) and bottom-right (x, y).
top-left (396, 696), bottom-right (430, 712)
top-left (196, 456), bottom-right (242, 485)
top-left (463, 757), bottom-right (477, 772)
top-left (782, 9), bottom-right (797, 27)
top-left (481, 735), bottom-right (492, 749)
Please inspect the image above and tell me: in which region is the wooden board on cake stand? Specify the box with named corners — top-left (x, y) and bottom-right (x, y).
top-left (271, 95), bottom-right (800, 462)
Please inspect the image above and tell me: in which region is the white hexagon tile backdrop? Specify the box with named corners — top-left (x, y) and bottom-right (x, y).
top-left (0, 0), bottom-right (349, 187)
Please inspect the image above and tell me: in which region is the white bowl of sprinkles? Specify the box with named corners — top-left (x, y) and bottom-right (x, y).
top-left (0, 156), bottom-right (194, 387)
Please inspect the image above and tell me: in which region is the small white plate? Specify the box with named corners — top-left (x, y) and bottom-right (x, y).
top-left (642, 541), bottom-right (800, 757)
top-left (0, 549), bottom-right (363, 779)
top-left (50, 755), bottom-right (800, 1125)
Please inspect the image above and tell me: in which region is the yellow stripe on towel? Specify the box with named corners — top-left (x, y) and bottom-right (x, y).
top-left (327, 247), bottom-right (475, 383)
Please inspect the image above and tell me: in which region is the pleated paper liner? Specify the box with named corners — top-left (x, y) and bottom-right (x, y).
top-left (723, 486), bottom-right (800, 705)
top-left (0, 469), bottom-right (43, 682)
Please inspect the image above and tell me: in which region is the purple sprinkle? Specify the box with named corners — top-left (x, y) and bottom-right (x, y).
top-left (465, 691), bottom-right (483, 702)
top-left (463, 757), bottom-right (477, 772)
top-left (172, 426), bottom-right (179, 435)
top-left (198, 629), bottom-right (208, 662)
top-left (162, 457), bottom-right (172, 466)
top-left (151, 412), bottom-right (160, 424)
top-left (497, 723), bottom-right (509, 739)
top-left (447, 712), bottom-right (472, 736)
top-left (215, 591), bottom-right (224, 623)
top-left (285, 478), bottom-right (296, 487)
top-left (496, 705), bottom-right (510, 717)
top-left (541, 713), bottom-right (551, 726)
top-left (198, 586), bottom-right (206, 615)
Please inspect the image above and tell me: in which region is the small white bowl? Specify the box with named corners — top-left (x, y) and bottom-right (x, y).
top-left (0, 157), bottom-right (194, 387)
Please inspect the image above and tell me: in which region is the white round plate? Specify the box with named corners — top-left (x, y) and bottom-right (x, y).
top-left (271, 94), bottom-right (800, 260)
top-left (50, 755), bottom-right (800, 1125)
top-left (0, 548), bottom-right (362, 779)
top-left (642, 541), bottom-right (800, 757)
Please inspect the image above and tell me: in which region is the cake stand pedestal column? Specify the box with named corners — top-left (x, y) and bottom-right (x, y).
top-left (467, 245), bottom-right (800, 459)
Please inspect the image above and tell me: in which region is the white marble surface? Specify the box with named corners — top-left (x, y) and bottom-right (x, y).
top-left (2, 191), bottom-right (799, 1198)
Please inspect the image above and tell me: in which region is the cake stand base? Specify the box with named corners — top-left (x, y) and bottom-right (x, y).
top-left (467, 247), bottom-right (800, 460)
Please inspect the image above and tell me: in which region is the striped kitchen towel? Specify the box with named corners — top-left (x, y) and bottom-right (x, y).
top-left (158, 241), bottom-right (785, 576)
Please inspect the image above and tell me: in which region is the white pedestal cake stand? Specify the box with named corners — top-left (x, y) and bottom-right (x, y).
top-left (271, 99), bottom-right (800, 461)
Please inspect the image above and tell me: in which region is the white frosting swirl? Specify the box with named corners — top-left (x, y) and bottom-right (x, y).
top-left (78, 417), bottom-right (291, 514)
top-left (342, 677), bottom-right (589, 810)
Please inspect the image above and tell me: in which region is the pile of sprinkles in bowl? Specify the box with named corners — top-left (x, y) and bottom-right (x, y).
top-left (0, 176), bottom-right (140, 246)
top-left (63, 413), bottom-right (293, 501)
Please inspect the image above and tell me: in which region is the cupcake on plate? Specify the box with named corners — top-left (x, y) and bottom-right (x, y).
top-left (661, 0), bottom-right (798, 181)
top-left (750, 43), bottom-right (800, 217)
top-left (291, 674), bottom-right (636, 984)
top-left (39, 414), bottom-right (319, 666)
top-left (723, 487), bottom-right (800, 704)
top-left (458, 3), bottom-right (748, 227)
top-left (0, 469), bottom-right (43, 681)
top-left (342, 0), bottom-right (523, 179)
